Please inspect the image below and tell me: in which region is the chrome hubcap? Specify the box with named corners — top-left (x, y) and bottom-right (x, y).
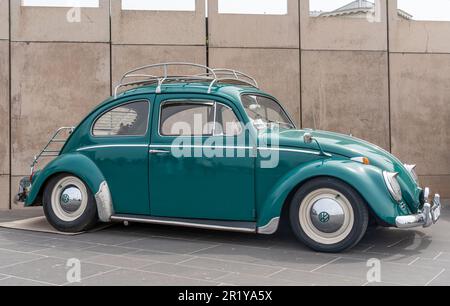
top-left (299, 188), bottom-right (355, 245)
top-left (51, 176), bottom-right (88, 222)
top-left (310, 198), bottom-right (345, 233)
top-left (59, 186), bottom-right (83, 214)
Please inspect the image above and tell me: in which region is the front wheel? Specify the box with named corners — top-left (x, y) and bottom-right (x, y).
top-left (289, 177), bottom-right (369, 253)
top-left (43, 174), bottom-right (98, 232)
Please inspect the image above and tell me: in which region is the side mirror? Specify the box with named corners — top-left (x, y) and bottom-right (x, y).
top-left (303, 133), bottom-right (313, 144)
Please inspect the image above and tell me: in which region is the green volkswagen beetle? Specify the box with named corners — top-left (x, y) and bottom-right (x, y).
top-left (15, 63), bottom-right (441, 253)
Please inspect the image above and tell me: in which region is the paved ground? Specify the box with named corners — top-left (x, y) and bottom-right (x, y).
top-left (0, 203), bottom-right (450, 286)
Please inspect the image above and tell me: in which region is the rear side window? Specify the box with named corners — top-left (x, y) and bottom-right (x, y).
top-left (92, 101), bottom-right (149, 137)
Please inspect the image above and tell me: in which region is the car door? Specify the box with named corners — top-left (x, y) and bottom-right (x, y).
top-left (149, 94), bottom-right (255, 221)
top-left (86, 96), bottom-right (153, 215)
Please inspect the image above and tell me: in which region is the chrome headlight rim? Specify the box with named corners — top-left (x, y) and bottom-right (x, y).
top-left (383, 171), bottom-right (403, 202)
top-left (404, 164), bottom-right (419, 184)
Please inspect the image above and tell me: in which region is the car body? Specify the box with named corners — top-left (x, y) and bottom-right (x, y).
top-left (15, 63), bottom-right (441, 253)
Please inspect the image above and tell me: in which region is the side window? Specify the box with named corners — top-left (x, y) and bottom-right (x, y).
top-left (92, 101), bottom-right (149, 137)
top-left (160, 100), bottom-right (243, 137)
top-left (215, 104), bottom-right (243, 136)
top-left (160, 101), bottom-right (215, 136)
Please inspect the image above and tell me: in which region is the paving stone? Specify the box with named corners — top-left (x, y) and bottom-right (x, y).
top-left (0, 276), bottom-right (50, 286)
top-left (83, 254), bottom-right (157, 269)
top-left (192, 244), bottom-right (339, 272)
top-left (216, 272), bottom-right (298, 286)
top-left (68, 231), bottom-right (147, 246)
top-left (141, 262), bottom-right (229, 281)
top-left (0, 257), bottom-right (115, 286)
top-left (32, 247), bottom-right (101, 260)
top-left (85, 245), bottom-right (139, 256)
top-left (314, 257), bottom-right (444, 286)
top-left (124, 250), bottom-right (195, 264)
top-left (0, 241), bottom-right (51, 253)
top-left (412, 257), bottom-right (450, 270)
top-left (180, 257), bottom-right (283, 277)
top-left (427, 270), bottom-right (450, 286)
top-left (69, 268), bottom-right (219, 286)
top-left (0, 249), bottom-right (44, 268)
top-left (365, 281), bottom-right (405, 286)
top-left (270, 269), bottom-right (365, 286)
top-left (120, 236), bottom-right (218, 254)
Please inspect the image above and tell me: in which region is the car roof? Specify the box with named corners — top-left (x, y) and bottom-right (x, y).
top-left (83, 82), bottom-right (276, 125)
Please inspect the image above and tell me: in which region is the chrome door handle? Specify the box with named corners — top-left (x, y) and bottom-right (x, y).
top-left (149, 149), bottom-right (170, 154)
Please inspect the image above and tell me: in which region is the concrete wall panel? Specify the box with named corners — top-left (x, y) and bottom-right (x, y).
top-left (111, 0), bottom-right (205, 45)
top-left (300, 0), bottom-right (387, 51)
top-left (0, 41), bottom-right (9, 175)
top-left (389, 0), bottom-right (450, 53)
top-left (209, 48), bottom-right (300, 125)
top-left (390, 53), bottom-right (450, 177)
top-left (11, 0), bottom-right (110, 42)
top-left (419, 176), bottom-right (450, 199)
top-left (112, 45), bottom-right (206, 89)
top-left (208, 0), bottom-right (299, 48)
top-left (0, 0), bottom-right (9, 40)
top-left (11, 42), bottom-right (110, 175)
top-left (302, 50), bottom-right (390, 150)
top-left (0, 175), bottom-right (9, 210)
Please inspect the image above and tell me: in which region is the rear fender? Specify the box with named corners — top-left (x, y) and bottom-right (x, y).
top-left (26, 153), bottom-right (114, 222)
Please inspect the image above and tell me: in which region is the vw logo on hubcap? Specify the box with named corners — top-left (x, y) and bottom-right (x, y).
top-left (61, 194), bottom-right (70, 204)
top-left (319, 212), bottom-right (330, 223)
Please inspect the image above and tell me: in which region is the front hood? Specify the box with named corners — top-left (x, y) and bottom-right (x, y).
top-left (264, 128), bottom-right (421, 208)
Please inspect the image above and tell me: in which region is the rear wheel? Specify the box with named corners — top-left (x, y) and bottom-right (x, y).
top-left (43, 174), bottom-right (98, 232)
top-left (289, 177), bottom-right (369, 253)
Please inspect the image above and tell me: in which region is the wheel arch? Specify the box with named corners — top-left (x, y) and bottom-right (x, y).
top-left (25, 153), bottom-right (114, 222)
top-left (257, 159), bottom-right (405, 232)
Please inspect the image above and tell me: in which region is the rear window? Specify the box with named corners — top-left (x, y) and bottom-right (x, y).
top-left (92, 101), bottom-right (149, 137)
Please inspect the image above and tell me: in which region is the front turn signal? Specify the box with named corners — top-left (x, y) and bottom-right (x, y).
top-left (351, 157), bottom-right (370, 165)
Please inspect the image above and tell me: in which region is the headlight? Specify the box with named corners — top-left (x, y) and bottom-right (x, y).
top-left (383, 171), bottom-right (403, 202)
top-left (404, 164), bottom-right (419, 184)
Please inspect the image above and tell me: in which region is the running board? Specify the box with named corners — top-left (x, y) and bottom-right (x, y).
top-left (110, 214), bottom-right (257, 234)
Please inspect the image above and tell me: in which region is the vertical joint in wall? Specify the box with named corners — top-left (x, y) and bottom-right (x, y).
top-left (8, 0), bottom-right (12, 210)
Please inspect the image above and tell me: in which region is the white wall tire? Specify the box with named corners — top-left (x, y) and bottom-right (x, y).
top-left (43, 174), bottom-right (98, 233)
top-left (290, 177), bottom-right (369, 253)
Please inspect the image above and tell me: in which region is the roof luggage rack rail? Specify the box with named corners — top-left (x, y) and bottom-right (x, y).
top-left (114, 62), bottom-right (259, 98)
top-left (30, 127), bottom-right (75, 175)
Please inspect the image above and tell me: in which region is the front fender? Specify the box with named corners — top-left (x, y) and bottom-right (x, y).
top-left (25, 153), bottom-right (114, 222)
top-left (257, 159), bottom-right (410, 229)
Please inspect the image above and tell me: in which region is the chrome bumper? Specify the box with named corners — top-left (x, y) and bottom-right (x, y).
top-left (396, 188), bottom-right (441, 229)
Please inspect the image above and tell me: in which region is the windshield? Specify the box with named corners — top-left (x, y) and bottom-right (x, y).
top-left (241, 95), bottom-right (295, 129)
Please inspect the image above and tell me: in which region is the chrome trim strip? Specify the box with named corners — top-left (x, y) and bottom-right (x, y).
top-left (257, 217), bottom-right (280, 235)
top-left (258, 147), bottom-right (321, 155)
top-left (149, 144), bottom-right (320, 155)
top-left (149, 144), bottom-right (253, 150)
top-left (77, 144), bottom-right (148, 151)
top-left (95, 181), bottom-right (114, 222)
top-left (110, 215), bottom-right (257, 233)
top-left (78, 144), bottom-right (321, 156)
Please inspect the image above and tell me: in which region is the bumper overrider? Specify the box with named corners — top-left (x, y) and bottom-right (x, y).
top-left (396, 188), bottom-right (441, 229)
top-left (14, 177), bottom-right (31, 204)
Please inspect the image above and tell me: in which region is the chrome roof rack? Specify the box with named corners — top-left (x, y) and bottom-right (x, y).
top-left (114, 62), bottom-right (259, 98)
